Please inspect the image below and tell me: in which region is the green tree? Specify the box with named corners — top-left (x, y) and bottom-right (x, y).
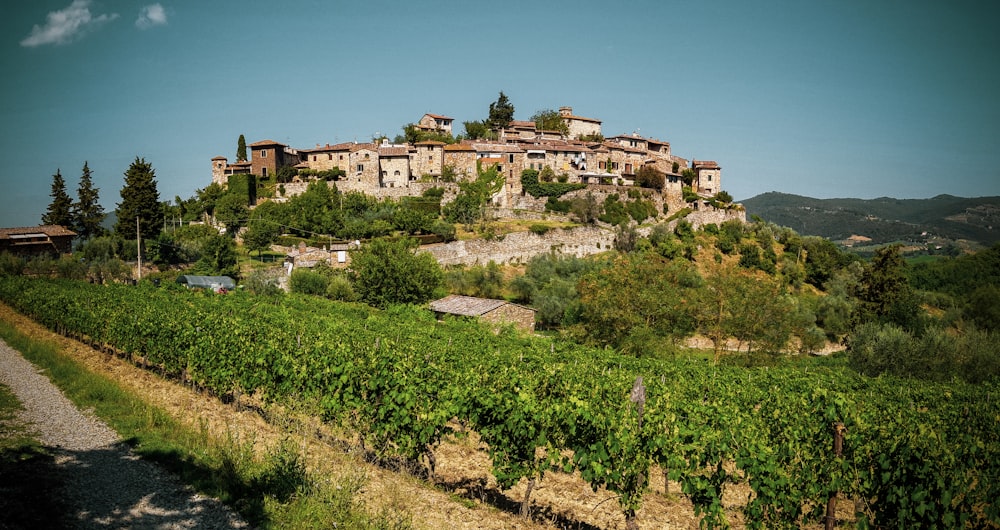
top-left (463, 120), bottom-right (489, 140)
top-left (191, 234), bottom-right (239, 278)
top-left (854, 244), bottom-right (921, 331)
top-left (578, 252), bottom-right (701, 351)
top-left (351, 237), bottom-right (442, 308)
top-left (680, 168), bottom-right (697, 186)
top-left (42, 169), bottom-right (73, 227)
top-left (530, 109), bottom-right (569, 136)
top-left (195, 183), bottom-right (226, 219)
top-left (487, 91), bottom-right (515, 130)
top-left (115, 157), bottom-right (164, 241)
top-left (243, 218), bottom-right (280, 257)
top-left (237, 134), bottom-right (247, 162)
top-left (634, 165), bottom-right (665, 190)
top-left (72, 162), bottom-right (105, 239)
top-left (444, 162), bottom-right (503, 227)
top-left (215, 193), bottom-right (249, 236)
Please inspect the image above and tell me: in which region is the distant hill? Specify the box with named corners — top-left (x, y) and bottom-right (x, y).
top-left (740, 192), bottom-right (1000, 248)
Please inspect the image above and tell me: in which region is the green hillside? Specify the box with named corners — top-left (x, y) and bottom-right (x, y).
top-left (741, 192), bottom-right (1000, 247)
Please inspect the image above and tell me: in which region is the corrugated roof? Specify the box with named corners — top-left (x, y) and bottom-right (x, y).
top-left (429, 295), bottom-right (508, 317)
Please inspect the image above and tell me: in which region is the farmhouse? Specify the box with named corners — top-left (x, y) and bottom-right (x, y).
top-left (429, 294), bottom-right (536, 332)
top-left (0, 225), bottom-right (76, 258)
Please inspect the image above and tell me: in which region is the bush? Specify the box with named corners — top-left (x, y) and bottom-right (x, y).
top-left (0, 252), bottom-right (25, 276)
top-left (529, 224), bottom-right (551, 235)
top-left (290, 269), bottom-right (329, 296)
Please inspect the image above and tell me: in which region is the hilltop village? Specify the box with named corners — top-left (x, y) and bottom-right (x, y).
top-left (211, 107), bottom-right (725, 216)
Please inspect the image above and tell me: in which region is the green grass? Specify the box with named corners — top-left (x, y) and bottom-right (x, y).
top-left (0, 319), bottom-right (410, 530)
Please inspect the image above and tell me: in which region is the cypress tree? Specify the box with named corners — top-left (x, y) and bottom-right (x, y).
top-left (487, 91), bottom-right (515, 130)
top-left (237, 134), bottom-right (248, 162)
top-left (73, 161), bottom-right (106, 240)
top-left (41, 169), bottom-right (73, 227)
top-left (115, 157), bottom-right (164, 241)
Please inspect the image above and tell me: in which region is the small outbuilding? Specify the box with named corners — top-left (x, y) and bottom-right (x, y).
top-left (0, 225), bottom-right (76, 258)
top-left (429, 294), bottom-right (536, 332)
top-left (176, 275), bottom-right (236, 292)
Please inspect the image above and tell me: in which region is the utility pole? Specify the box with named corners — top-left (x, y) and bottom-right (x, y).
top-left (136, 216), bottom-right (142, 281)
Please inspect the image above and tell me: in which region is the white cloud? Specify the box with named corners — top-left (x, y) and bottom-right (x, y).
top-left (20, 0), bottom-right (119, 47)
top-left (136, 4), bottom-right (168, 29)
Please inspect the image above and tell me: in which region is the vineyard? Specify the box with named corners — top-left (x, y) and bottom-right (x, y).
top-left (1, 276), bottom-right (997, 529)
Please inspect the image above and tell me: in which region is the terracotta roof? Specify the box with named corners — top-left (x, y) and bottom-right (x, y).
top-left (424, 113), bottom-right (453, 120)
top-left (563, 114), bottom-right (601, 123)
top-left (378, 146), bottom-right (409, 157)
top-left (349, 142), bottom-right (378, 152)
top-left (0, 225), bottom-right (77, 239)
top-left (231, 161), bottom-right (252, 167)
top-left (211, 155), bottom-right (227, 160)
top-left (414, 140), bottom-right (447, 146)
top-left (443, 144), bottom-right (475, 152)
top-left (472, 142), bottom-right (524, 153)
top-left (430, 295), bottom-right (513, 317)
top-left (508, 120), bottom-right (537, 129)
top-left (693, 160), bottom-right (721, 169)
top-left (301, 142), bottom-right (355, 153)
top-left (249, 139), bottom-right (286, 147)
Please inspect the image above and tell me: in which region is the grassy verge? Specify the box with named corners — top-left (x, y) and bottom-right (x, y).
top-left (0, 319), bottom-right (410, 530)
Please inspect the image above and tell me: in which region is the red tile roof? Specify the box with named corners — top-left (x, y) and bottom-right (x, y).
top-left (424, 113), bottom-right (453, 120)
top-left (693, 160), bottom-right (720, 169)
top-left (249, 139), bottom-right (286, 147)
top-left (443, 144), bottom-right (475, 152)
top-left (414, 140), bottom-right (447, 146)
top-left (563, 114), bottom-right (601, 123)
top-left (378, 146), bottom-right (410, 157)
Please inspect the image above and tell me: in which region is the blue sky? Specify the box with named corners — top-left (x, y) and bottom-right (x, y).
top-left (2, 0), bottom-right (998, 227)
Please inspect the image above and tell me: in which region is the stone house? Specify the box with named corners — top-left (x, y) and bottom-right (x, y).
top-left (411, 141), bottom-right (446, 178)
top-left (211, 156), bottom-right (251, 186)
top-left (300, 142), bottom-right (353, 173)
top-left (692, 160), bottom-right (722, 196)
top-left (378, 145), bottom-right (411, 188)
top-left (559, 106), bottom-right (602, 139)
top-left (429, 294), bottom-right (536, 332)
top-left (416, 113), bottom-right (454, 135)
top-left (344, 143), bottom-right (381, 192)
top-left (0, 225), bottom-right (76, 258)
top-left (250, 139), bottom-right (302, 178)
top-left (442, 143), bottom-right (477, 179)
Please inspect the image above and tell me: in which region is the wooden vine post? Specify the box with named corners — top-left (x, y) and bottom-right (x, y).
top-left (626, 376), bottom-right (646, 530)
top-left (825, 422), bottom-right (846, 530)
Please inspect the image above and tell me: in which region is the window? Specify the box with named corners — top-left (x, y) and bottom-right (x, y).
top-left (708, 175), bottom-right (713, 181)
top-left (508, 154), bottom-right (514, 163)
top-left (394, 170), bottom-right (400, 176)
top-left (262, 167), bottom-right (268, 177)
top-left (339, 155), bottom-right (344, 160)
top-left (365, 153), bottom-right (370, 159)
top-left (428, 156), bottom-right (433, 162)
top-left (357, 164), bottom-right (363, 172)
top-left (328, 154), bottom-right (333, 160)
top-left (312, 155), bottom-right (317, 162)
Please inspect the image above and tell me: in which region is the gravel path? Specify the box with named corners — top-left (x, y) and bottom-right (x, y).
top-left (0, 338), bottom-right (248, 530)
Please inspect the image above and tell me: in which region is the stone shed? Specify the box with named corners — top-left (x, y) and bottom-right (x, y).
top-left (429, 295), bottom-right (536, 332)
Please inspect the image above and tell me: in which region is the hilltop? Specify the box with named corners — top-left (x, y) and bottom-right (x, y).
top-left (741, 192), bottom-right (1000, 250)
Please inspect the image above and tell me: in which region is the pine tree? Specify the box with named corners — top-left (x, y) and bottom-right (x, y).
top-left (237, 134), bottom-right (247, 162)
top-left (115, 157), bottom-right (164, 241)
top-left (41, 169), bottom-right (73, 227)
top-left (487, 91), bottom-right (515, 130)
top-left (73, 161), bottom-right (105, 240)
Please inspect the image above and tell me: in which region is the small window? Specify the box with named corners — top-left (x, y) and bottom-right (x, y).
top-left (428, 156), bottom-right (433, 162)
top-left (508, 154), bottom-right (514, 163)
top-left (262, 167), bottom-right (268, 177)
top-left (394, 170), bottom-right (400, 176)
top-left (339, 155), bottom-right (344, 160)
top-left (328, 154), bottom-right (333, 160)
top-left (312, 155), bottom-right (317, 161)
top-left (357, 164), bottom-right (363, 172)
top-left (365, 153), bottom-right (370, 159)
top-left (708, 175), bottom-right (713, 181)
top-left (261, 150), bottom-right (267, 158)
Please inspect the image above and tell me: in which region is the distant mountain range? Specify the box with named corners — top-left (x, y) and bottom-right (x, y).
top-left (740, 192), bottom-right (1000, 248)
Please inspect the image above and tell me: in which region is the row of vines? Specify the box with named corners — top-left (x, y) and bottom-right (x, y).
top-left (1, 277), bottom-right (997, 528)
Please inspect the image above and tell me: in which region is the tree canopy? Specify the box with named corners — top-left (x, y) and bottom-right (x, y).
top-left (42, 169), bottom-right (73, 227)
top-left (72, 162), bottom-right (106, 239)
top-left (530, 109), bottom-right (569, 136)
top-left (114, 157), bottom-right (164, 241)
top-left (350, 237), bottom-right (442, 308)
top-left (487, 91), bottom-right (515, 130)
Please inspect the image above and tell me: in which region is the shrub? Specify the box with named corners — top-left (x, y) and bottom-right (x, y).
top-left (529, 224), bottom-right (551, 235)
top-left (290, 269), bottom-right (329, 296)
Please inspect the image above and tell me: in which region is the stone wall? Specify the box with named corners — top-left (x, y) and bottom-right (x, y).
top-left (422, 224), bottom-right (614, 266)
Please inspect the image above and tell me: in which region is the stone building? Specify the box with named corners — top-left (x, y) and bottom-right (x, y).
top-left (211, 156), bottom-right (251, 186)
top-left (429, 294), bottom-right (536, 332)
top-left (411, 141), bottom-right (445, 178)
top-left (378, 144), bottom-right (411, 188)
top-left (299, 142), bottom-right (353, 172)
top-left (415, 113), bottom-right (454, 135)
top-left (692, 160), bottom-right (722, 196)
top-left (0, 225), bottom-right (76, 258)
top-left (559, 106), bottom-right (602, 139)
top-left (442, 143), bottom-right (477, 179)
top-left (250, 139), bottom-right (301, 178)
